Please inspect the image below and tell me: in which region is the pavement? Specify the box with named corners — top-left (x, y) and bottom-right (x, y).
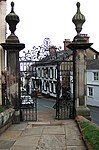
top-left (0, 119), bottom-right (87, 150)
top-left (0, 96), bottom-right (87, 150)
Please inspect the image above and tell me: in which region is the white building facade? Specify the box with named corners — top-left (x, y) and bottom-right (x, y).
top-left (30, 63), bottom-right (58, 98)
top-left (87, 59), bottom-right (99, 107)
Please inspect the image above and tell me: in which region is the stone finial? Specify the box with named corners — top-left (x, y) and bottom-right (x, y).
top-left (11, 1), bottom-right (14, 13)
top-left (5, 1), bottom-right (20, 34)
top-left (72, 2), bottom-right (85, 35)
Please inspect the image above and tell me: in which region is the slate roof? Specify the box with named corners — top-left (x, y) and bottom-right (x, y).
top-left (57, 49), bottom-right (73, 60)
top-left (90, 47), bottom-right (99, 54)
top-left (40, 46), bottom-right (99, 63)
top-left (87, 59), bottom-right (99, 70)
top-left (40, 49), bottom-right (73, 62)
top-left (33, 47), bottom-right (99, 69)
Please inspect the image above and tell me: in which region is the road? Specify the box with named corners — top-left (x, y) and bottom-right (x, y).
top-left (88, 105), bottom-right (99, 126)
top-left (37, 97), bottom-right (56, 121)
top-left (37, 97), bottom-right (99, 126)
top-left (37, 97), bottom-right (56, 111)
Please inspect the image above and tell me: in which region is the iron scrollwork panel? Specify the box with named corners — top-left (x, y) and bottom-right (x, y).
top-left (56, 61), bottom-right (73, 120)
top-left (20, 61), bottom-right (37, 121)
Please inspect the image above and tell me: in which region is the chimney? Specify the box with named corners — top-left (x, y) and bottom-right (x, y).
top-left (49, 45), bottom-right (57, 59)
top-left (63, 39), bottom-right (71, 50)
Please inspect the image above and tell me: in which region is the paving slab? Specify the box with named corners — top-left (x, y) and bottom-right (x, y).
top-left (21, 126), bottom-right (44, 136)
top-left (66, 135), bottom-right (85, 146)
top-left (43, 125), bottom-right (65, 135)
top-left (0, 140), bottom-right (15, 149)
top-left (14, 135), bottom-right (40, 146)
top-left (8, 123), bottom-right (28, 131)
top-left (37, 135), bottom-right (66, 150)
top-left (67, 146), bottom-right (87, 150)
top-left (29, 121), bottom-right (51, 125)
top-left (0, 130), bottom-right (22, 141)
top-left (0, 120), bottom-right (87, 150)
top-left (10, 145), bottom-right (36, 150)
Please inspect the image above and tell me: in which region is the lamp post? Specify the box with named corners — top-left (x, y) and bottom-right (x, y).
top-left (67, 2), bottom-right (93, 119)
top-left (1, 2), bottom-right (25, 123)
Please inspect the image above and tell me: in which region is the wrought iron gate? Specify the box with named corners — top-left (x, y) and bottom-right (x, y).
top-left (56, 60), bottom-right (74, 119)
top-left (19, 61), bottom-right (37, 121)
top-left (19, 57), bottom-right (74, 121)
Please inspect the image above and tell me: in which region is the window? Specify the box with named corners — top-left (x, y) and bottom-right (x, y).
top-left (38, 68), bottom-right (40, 77)
top-left (42, 68), bottom-right (44, 78)
top-left (50, 67), bottom-right (53, 79)
top-left (55, 68), bottom-right (57, 79)
top-left (53, 82), bottom-right (57, 94)
top-left (51, 82), bottom-right (53, 93)
top-left (44, 68), bottom-right (48, 78)
top-left (93, 72), bottom-right (99, 81)
top-left (43, 81), bottom-right (47, 91)
top-left (49, 81), bottom-right (53, 93)
top-left (88, 87), bottom-right (93, 97)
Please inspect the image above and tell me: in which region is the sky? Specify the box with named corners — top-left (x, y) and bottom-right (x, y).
top-left (7, 0), bottom-right (99, 51)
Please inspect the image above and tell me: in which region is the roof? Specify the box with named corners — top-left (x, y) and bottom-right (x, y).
top-left (39, 49), bottom-right (73, 62)
top-left (31, 47), bottom-right (99, 67)
top-left (89, 47), bottom-right (99, 54)
top-left (87, 59), bottom-right (99, 70)
top-left (57, 49), bottom-right (73, 60)
top-left (30, 49), bottom-right (73, 67)
top-left (40, 46), bottom-right (99, 63)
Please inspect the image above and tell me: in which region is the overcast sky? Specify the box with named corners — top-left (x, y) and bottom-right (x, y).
top-left (7, 0), bottom-right (99, 51)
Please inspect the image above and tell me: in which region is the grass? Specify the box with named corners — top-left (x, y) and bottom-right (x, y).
top-left (76, 116), bottom-right (99, 150)
top-left (0, 105), bottom-right (5, 113)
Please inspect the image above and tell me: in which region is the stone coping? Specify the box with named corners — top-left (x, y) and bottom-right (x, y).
top-left (0, 108), bottom-right (15, 134)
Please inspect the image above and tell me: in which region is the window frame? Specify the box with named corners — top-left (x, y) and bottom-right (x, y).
top-left (93, 72), bottom-right (99, 81)
top-left (50, 67), bottom-right (53, 79)
top-left (88, 87), bottom-right (94, 97)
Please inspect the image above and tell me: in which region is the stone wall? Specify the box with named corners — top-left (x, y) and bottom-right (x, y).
top-left (0, 108), bottom-right (15, 134)
top-left (0, 0), bottom-right (6, 105)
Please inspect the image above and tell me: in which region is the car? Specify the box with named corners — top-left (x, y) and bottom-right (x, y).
top-left (20, 87), bottom-right (27, 95)
top-left (20, 87), bottom-right (26, 92)
top-left (21, 95), bottom-right (34, 105)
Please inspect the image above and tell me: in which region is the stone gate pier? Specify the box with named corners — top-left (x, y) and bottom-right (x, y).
top-left (1, 2), bottom-right (25, 123)
top-left (68, 2), bottom-right (93, 120)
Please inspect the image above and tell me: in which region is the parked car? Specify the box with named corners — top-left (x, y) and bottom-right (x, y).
top-left (20, 87), bottom-right (27, 95)
top-left (21, 95), bottom-right (34, 105)
top-left (20, 87), bottom-right (26, 92)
